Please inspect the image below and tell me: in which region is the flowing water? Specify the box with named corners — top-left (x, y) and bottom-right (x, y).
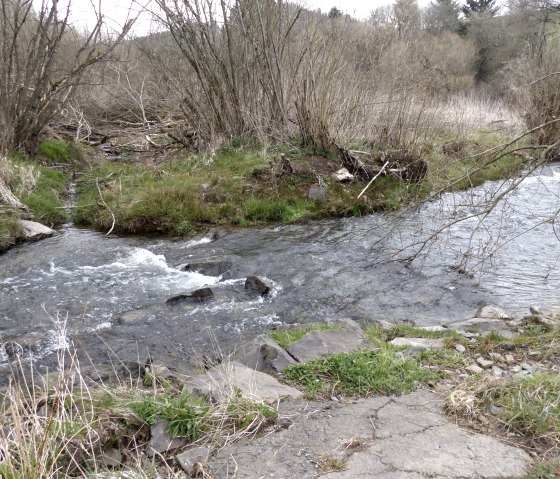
top-left (1, 164), bottom-right (560, 374)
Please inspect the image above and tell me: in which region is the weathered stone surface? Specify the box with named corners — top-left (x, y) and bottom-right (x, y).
top-left (476, 305), bottom-right (510, 320)
top-left (232, 335), bottom-right (296, 375)
top-left (209, 390), bottom-right (531, 478)
top-left (176, 447), bottom-right (210, 475)
top-left (308, 185), bottom-right (328, 203)
top-left (529, 305), bottom-right (559, 318)
top-left (454, 343), bottom-right (466, 353)
top-left (166, 287), bottom-right (214, 306)
top-left (390, 337), bottom-right (445, 353)
top-left (476, 357), bottom-right (494, 369)
top-left (332, 168), bottom-right (354, 183)
top-left (183, 361), bottom-right (302, 404)
top-left (447, 318), bottom-right (514, 337)
top-left (466, 364), bottom-right (484, 374)
top-left (101, 448), bottom-right (122, 468)
top-left (286, 329), bottom-right (376, 363)
top-left (20, 220), bottom-right (55, 241)
top-left (146, 420), bottom-right (187, 457)
top-left (245, 276), bottom-right (270, 296)
top-left (176, 259), bottom-right (233, 279)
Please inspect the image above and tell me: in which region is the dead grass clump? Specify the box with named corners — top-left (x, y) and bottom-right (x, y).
top-left (446, 373), bottom-right (560, 454)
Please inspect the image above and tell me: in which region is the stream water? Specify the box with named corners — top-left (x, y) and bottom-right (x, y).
top-left (1, 164), bottom-right (560, 374)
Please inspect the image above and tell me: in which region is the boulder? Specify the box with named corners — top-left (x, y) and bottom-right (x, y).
top-left (446, 318), bottom-right (514, 337)
top-left (20, 220), bottom-right (55, 242)
top-left (232, 335), bottom-right (296, 375)
top-left (331, 168), bottom-right (354, 183)
top-left (176, 259), bottom-right (233, 279)
top-left (176, 447), bottom-right (211, 475)
top-left (183, 361), bottom-right (302, 404)
top-left (308, 185), bottom-right (327, 203)
top-left (286, 329), bottom-right (376, 363)
top-left (245, 276), bottom-right (270, 296)
top-left (146, 420), bottom-right (187, 457)
top-left (390, 337), bottom-right (445, 354)
top-left (166, 287), bottom-right (214, 306)
top-left (476, 305), bottom-right (510, 320)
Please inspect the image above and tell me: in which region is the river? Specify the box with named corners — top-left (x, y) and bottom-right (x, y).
top-left (1, 164), bottom-right (560, 375)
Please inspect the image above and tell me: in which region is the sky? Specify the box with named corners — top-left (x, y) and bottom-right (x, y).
top-left (49, 0), bottom-right (410, 35)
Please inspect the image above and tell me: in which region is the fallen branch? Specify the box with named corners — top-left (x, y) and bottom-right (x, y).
top-left (0, 180), bottom-right (26, 210)
top-left (95, 177), bottom-right (116, 236)
top-left (357, 161), bottom-right (389, 199)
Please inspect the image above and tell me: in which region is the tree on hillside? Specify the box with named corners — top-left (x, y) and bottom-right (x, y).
top-left (328, 6), bottom-right (343, 18)
top-left (424, 0), bottom-right (463, 34)
top-left (462, 0), bottom-right (500, 17)
top-left (392, 0), bottom-right (422, 40)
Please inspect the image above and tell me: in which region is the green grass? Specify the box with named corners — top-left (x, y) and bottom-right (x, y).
top-left (20, 166), bottom-right (68, 225)
top-left (524, 458), bottom-right (560, 479)
top-left (130, 391), bottom-right (210, 441)
top-left (38, 138), bottom-right (72, 164)
top-left (282, 349), bottom-right (442, 399)
top-left (496, 374), bottom-right (560, 440)
top-left (365, 324), bottom-right (461, 343)
top-left (0, 210), bottom-right (22, 252)
top-left (268, 324), bottom-right (344, 348)
top-left (71, 129), bottom-right (529, 237)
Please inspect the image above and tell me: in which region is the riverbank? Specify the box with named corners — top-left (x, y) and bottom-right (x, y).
top-left (1, 307), bottom-right (558, 478)
top-left (72, 132), bottom-right (526, 236)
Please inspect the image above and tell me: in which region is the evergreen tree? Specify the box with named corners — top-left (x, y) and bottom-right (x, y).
top-left (461, 0), bottom-right (499, 17)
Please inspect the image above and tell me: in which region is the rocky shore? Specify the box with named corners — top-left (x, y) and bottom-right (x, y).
top-left (4, 301), bottom-right (557, 478)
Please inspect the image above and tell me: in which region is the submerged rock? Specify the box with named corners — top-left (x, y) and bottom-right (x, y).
top-left (176, 259), bottom-right (233, 279)
top-left (166, 287), bottom-right (214, 306)
top-left (245, 276), bottom-right (270, 296)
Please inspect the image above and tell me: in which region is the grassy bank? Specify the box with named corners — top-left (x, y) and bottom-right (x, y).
top-left (73, 131), bottom-right (525, 236)
top-left (0, 141), bottom-right (75, 251)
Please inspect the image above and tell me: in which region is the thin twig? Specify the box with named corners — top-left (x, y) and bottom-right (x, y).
top-left (95, 177), bottom-right (116, 236)
top-left (357, 161), bottom-right (389, 199)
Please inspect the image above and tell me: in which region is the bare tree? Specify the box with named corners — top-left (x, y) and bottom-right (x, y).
top-left (0, 0), bottom-right (134, 152)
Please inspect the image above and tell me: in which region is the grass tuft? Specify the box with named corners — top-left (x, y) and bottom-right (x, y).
top-left (268, 324), bottom-right (343, 348)
top-left (282, 349), bottom-right (442, 399)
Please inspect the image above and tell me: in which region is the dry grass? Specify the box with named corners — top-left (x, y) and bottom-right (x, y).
top-left (446, 373), bottom-right (560, 455)
top-left (0, 318), bottom-right (278, 478)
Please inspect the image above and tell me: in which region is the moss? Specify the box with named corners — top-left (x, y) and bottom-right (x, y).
top-left (0, 210), bottom-right (23, 252)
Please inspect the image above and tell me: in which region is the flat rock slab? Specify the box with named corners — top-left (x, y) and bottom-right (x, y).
top-left (20, 220), bottom-right (55, 241)
top-left (209, 390), bottom-right (531, 478)
top-left (286, 329), bottom-right (376, 363)
top-left (232, 334), bottom-right (296, 375)
top-left (183, 361), bottom-right (302, 403)
top-left (446, 318), bottom-right (514, 337)
top-left (390, 337), bottom-right (445, 352)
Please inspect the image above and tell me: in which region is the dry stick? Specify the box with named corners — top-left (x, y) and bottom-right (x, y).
top-left (357, 161), bottom-right (389, 200)
top-left (95, 177), bottom-right (115, 236)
